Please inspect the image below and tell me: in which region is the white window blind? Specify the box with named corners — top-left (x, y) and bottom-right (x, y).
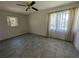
top-left (49, 10), bottom-right (69, 32)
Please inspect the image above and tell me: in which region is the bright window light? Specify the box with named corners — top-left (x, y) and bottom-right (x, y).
top-left (49, 10), bottom-right (69, 32)
top-left (7, 16), bottom-right (18, 27)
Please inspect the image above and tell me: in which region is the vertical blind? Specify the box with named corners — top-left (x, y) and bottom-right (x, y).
top-left (49, 10), bottom-right (69, 32)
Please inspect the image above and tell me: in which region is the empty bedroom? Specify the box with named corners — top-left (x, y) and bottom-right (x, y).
top-left (0, 0), bottom-right (79, 58)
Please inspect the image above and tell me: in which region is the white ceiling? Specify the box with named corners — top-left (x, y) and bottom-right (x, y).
top-left (0, 1), bottom-right (75, 15)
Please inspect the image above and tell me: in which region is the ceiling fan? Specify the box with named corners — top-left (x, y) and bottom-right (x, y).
top-left (16, 1), bottom-right (38, 11)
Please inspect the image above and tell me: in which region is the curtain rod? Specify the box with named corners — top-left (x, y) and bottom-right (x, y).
top-left (49, 7), bottom-right (77, 14)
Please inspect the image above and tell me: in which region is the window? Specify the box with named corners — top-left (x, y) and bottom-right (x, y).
top-left (49, 10), bottom-right (69, 32)
top-left (7, 16), bottom-right (18, 27)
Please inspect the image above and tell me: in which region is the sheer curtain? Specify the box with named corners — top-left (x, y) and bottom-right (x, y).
top-left (73, 8), bottom-right (79, 41)
top-left (48, 8), bottom-right (77, 41)
top-left (73, 8), bottom-right (79, 50)
top-left (49, 11), bottom-right (69, 32)
top-left (74, 8), bottom-right (79, 31)
top-left (65, 8), bottom-right (75, 41)
top-left (48, 10), bottom-right (70, 40)
top-left (65, 8), bottom-right (79, 41)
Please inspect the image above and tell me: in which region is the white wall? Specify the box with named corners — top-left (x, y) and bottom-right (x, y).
top-left (29, 11), bottom-right (48, 36)
top-left (28, 2), bottom-right (79, 37)
top-left (0, 10), bottom-right (28, 40)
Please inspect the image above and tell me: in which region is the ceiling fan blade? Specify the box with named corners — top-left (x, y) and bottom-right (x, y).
top-left (30, 1), bottom-right (35, 6)
top-left (25, 8), bottom-right (29, 11)
top-left (16, 4), bottom-right (26, 6)
top-left (32, 7), bottom-right (38, 11)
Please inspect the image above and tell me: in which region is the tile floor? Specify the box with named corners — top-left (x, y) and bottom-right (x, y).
top-left (0, 33), bottom-right (79, 58)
